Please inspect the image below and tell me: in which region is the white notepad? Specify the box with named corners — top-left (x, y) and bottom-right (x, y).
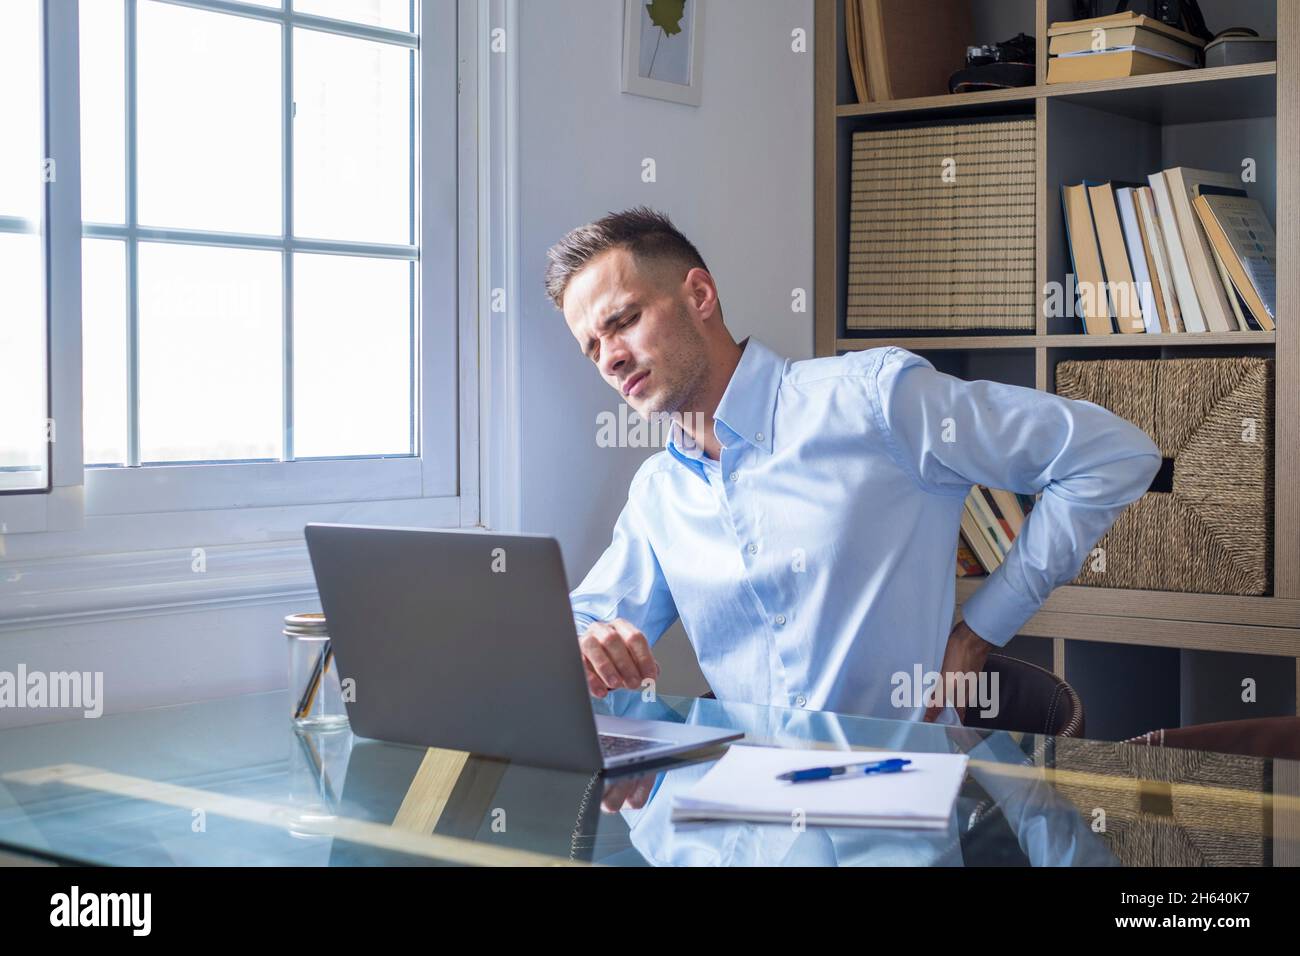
top-left (671, 746), bottom-right (970, 829)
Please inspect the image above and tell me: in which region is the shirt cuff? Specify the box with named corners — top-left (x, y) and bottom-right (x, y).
top-left (959, 569), bottom-right (1042, 648)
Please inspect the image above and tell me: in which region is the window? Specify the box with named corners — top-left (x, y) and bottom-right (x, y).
top-left (0, 0), bottom-right (49, 494)
top-left (0, 0), bottom-right (465, 542)
top-left (80, 0), bottom-right (418, 468)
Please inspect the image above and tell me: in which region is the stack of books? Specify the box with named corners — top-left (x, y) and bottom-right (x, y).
top-left (1047, 11), bottom-right (1204, 84)
top-left (1061, 168), bottom-right (1277, 334)
top-left (957, 486), bottom-right (1035, 577)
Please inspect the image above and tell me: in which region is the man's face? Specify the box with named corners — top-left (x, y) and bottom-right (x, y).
top-left (562, 247), bottom-right (709, 418)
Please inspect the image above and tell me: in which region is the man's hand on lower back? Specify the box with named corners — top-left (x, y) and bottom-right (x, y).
top-left (579, 618), bottom-right (661, 698)
top-left (924, 619), bottom-right (996, 723)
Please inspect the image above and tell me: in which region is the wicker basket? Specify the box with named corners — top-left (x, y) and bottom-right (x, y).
top-left (1052, 738), bottom-right (1269, 866)
top-left (1056, 356), bottom-right (1274, 596)
top-left (846, 118), bottom-right (1036, 331)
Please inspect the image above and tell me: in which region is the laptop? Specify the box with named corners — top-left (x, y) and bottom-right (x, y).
top-left (304, 524), bottom-right (743, 772)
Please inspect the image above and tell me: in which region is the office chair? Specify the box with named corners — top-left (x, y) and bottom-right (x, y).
top-left (960, 653), bottom-right (1085, 738)
top-left (959, 654), bottom-right (1084, 845)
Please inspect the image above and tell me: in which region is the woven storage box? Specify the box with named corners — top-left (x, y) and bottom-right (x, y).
top-left (1052, 738), bottom-right (1269, 866)
top-left (846, 118), bottom-right (1036, 331)
top-left (1056, 357), bottom-right (1273, 596)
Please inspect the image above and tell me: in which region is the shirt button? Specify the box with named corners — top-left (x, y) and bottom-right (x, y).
top-left (755, 432), bottom-right (765, 443)
top-left (774, 614), bottom-right (786, 626)
top-left (729, 471), bottom-right (739, 482)
top-left (747, 543), bottom-right (758, 555)
top-left (795, 695), bottom-right (807, 707)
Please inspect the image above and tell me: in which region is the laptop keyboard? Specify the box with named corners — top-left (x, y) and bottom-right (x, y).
top-left (599, 733), bottom-right (671, 758)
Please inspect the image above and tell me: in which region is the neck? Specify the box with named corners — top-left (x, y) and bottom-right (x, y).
top-left (679, 339), bottom-right (745, 460)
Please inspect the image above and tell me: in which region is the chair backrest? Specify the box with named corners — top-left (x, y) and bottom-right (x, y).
top-left (961, 653), bottom-right (1085, 738)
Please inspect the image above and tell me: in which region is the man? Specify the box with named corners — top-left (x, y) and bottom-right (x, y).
top-left (545, 206), bottom-right (1160, 724)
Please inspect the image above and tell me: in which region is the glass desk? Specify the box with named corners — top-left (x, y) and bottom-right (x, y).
top-left (0, 690), bottom-right (1295, 866)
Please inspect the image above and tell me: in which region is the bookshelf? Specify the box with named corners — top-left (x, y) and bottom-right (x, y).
top-left (815, 0), bottom-right (1300, 719)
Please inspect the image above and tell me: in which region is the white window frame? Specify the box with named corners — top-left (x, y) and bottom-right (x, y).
top-left (0, 0), bottom-right (478, 550)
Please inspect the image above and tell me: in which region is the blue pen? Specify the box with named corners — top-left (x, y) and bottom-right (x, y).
top-left (777, 757), bottom-right (912, 783)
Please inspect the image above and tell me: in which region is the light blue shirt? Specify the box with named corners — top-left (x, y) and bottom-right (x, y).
top-left (570, 339), bottom-right (1161, 721)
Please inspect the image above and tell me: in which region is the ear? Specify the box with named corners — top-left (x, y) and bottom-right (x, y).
top-left (682, 267), bottom-right (719, 321)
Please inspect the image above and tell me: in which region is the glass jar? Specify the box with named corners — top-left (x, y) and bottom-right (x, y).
top-left (284, 612), bottom-right (349, 731)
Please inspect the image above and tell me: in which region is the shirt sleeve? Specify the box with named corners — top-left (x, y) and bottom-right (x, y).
top-left (872, 347), bottom-right (1162, 647)
top-left (569, 489), bottom-right (679, 646)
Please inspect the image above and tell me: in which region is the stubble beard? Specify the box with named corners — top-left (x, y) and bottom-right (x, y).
top-left (638, 309), bottom-right (710, 425)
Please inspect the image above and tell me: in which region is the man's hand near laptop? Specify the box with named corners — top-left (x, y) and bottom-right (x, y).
top-left (580, 618), bottom-right (661, 698)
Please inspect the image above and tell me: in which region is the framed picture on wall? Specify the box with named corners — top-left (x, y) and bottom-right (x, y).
top-left (621, 0), bottom-right (704, 106)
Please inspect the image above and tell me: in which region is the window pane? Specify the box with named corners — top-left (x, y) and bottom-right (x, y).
top-left (294, 0), bottom-right (412, 32)
top-left (0, 0), bottom-right (43, 222)
top-left (137, 1), bottom-right (280, 235)
top-left (293, 253), bottom-right (411, 458)
top-left (138, 243), bottom-right (282, 463)
top-left (79, 0), bottom-right (126, 225)
top-left (294, 28), bottom-right (411, 244)
top-left (0, 234), bottom-right (48, 491)
top-left (82, 239), bottom-right (128, 466)
top-left (0, 1), bottom-right (47, 493)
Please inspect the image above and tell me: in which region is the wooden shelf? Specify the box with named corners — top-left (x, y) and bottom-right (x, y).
top-left (1012, 610), bottom-right (1300, 657)
top-left (836, 86), bottom-right (1035, 119)
top-left (836, 332), bottom-right (1276, 351)
top-left (1042, 61), bottom-right (1277, 124)
top-left (815, 0), bottom-right (1300, 714)
top-left (1041, 332), bottom-right (1276, 348)
top-left (838, 335), bottom-right (1036, 351)
top-left (835, 63), bottom-right (1277, 123)
top-left (957, 577), bottom-right (1300, 629)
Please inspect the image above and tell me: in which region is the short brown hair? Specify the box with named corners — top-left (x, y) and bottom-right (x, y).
top-left (543, 206), bottom-right (709, 310)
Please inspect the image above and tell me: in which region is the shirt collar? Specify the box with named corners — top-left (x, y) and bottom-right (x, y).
top-left (666, 338), bottom-right (785, 475)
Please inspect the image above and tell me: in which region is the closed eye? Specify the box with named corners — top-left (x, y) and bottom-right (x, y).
top-left (585, 310), bottom-right (640, 363)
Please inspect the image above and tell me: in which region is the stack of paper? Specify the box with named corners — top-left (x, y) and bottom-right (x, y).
top-left (671, 746), bottom-right (969, 829)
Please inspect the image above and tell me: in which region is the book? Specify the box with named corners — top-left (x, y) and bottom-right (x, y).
top-left (859, 0), bottom-right (887, 100)
top-left (1089, 182), bottom-right (1146, 333)
top-left (1136, 185), bottom-right (1182, 332)
top-left (1164, 167), bottom-right (1247, 332)
top-left (987, 487), bottom-right (1027, 537)
top-left (1131, 189), bottom-right (1170, 332)
top-left (1047, 11), bottom-right (1206, 50)
top-left (960, 503), bottom-right (1003, 572)
top-left (1193, 193), bottom-right (1277, 331)
top-left (1062, 182), bottom-right (1114, 334)
top-left (1196, 183), bottom-right (1258, 330)
top-left (858, 0), bottom-right (971, 101)
top-left (1148, 170), bottom-right (1205, 332)
top-left (1049, 25), bottom-right (1202, 61)
top-left (1047, 49), bottom-right (1189, 83)
top-left (1209, 240), bottom-right (1248, 330)
top-left (1115, 186), bottom-right (1161, 333)
top-left (974, 485), bottom-right (1016, 552)
top-left (1053, 44), bottom-right (1198, 68)
top-left (966, 487), bottom-right (1010, 556)
top-left (844, 0), bottom-right (870, 103)
top-left (956, 533), bottom-right (985, 577)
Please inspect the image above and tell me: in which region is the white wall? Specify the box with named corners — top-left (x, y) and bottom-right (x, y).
top-left (515, 0), bottom-right (815, 693)
top-left (0, 600), bottom-right (306, 729)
